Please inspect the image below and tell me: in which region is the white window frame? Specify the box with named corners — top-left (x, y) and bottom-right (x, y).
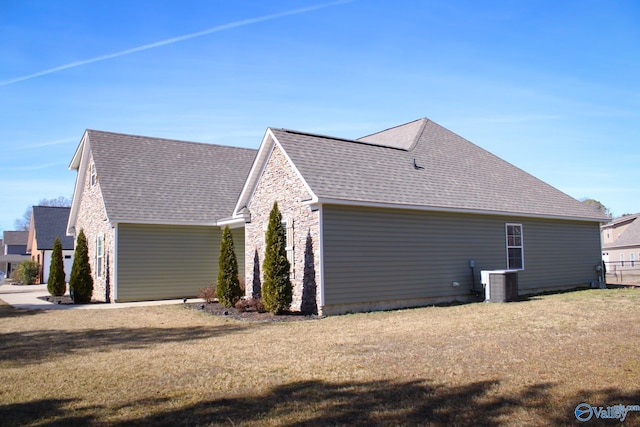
top-left (96, 235), bottom-right (104, 278)
top-left (505, 223), bottom-right (524, 270)
top-left (90, 162), bottom-right (97, 186)
top-left (282, 218), bottom-right (294, 279)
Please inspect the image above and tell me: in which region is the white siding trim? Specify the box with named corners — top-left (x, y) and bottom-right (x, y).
top-left (318, 204), bottom-right (325, 308)
top-left (113, 223), bottom-right (118, 302)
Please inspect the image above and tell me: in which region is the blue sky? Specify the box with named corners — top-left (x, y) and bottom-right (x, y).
top-left (1, 0), bottom-right (638, 232)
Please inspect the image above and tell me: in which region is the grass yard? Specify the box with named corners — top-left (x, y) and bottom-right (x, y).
top-left (1, 289), bottom-right (640, 426)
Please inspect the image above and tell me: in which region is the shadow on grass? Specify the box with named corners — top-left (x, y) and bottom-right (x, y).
top-left (0, 324), bottom-right (253, 366)
top-left (0, 302), bottom-right (41, 319)
top-left (6, 380), bottom-right (640, 426)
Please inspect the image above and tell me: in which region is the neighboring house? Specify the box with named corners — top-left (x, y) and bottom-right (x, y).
top-left (0, 231), bottom-right (30, 278)
top-left (601, 214), bottom-right (640, 272)
top-left (232, 118), bottom-right (608, 315)
top-left (67, 130), bottom-right (256, 302)
top-left (27, 206), bottom-right (75, 283)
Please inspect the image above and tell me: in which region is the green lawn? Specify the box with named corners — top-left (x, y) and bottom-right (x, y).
top-left (1, 288), bottom-right (639, 426)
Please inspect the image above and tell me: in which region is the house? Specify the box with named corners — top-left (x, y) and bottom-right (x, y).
top-left (67, 130), bottom-right (256, 302)
top-left (601, 213), bottom-right (640, 274)
top-left (27, 206), bottom-right (75, 283)
top-left (232, 118), bottom-right (608, 315)
top-left (0, 231), bottom-right (30, 278)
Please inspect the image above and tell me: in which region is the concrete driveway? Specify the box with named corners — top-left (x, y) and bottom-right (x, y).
top-left (0, 283), bottom-right (200, 310)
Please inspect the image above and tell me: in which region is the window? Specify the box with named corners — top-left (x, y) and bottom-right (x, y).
top-left (282, 219), bottom-right (294, 278)
top-left (506, 224), bottom-right (524, 270)
top-left (90, 162), bottom-right (97, 186)
top-left (620, 253), bottom-right (625, 267)
top-left (96, 235), bottom-right (104, 278)
top-left (631, 253), bottom-right (635, 268)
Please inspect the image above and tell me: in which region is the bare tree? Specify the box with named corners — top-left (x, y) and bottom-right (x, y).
top-left (14, 196), bottom-right (72, 230)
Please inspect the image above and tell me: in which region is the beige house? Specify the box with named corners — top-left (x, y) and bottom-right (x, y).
top-left (67, 130), bottom-right (256, 302)
top-left (27, 206), bottom-right (75, 283)
top-left (601, 214), bottom-right (640, 274)
top-left (232, 118), bottom-right (608, 315)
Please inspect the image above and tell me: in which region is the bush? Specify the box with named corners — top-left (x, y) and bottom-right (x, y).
top-left (216, 226), bottom-right (243, 308)
top-left (14, 260), bottom-right (40, 285)
top-left (235, 298), bottom-right (266, 313)
top-left (197, 283), bottom-right (217, 303)
top-left (262, 202), bottom-right (292, 314)
top-left (47, 237), bottom-right (66, 296)
top-left (69, 229), bottom-right (94, 303)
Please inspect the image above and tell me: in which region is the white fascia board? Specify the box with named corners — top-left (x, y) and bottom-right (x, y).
top-left (67, 132), bottom-right (91, 236)
top-left (109, 219), bottom-right (218, 227)
top-left (232, 128), bottom-right (276, 217)
top-left (68, 130), bottom-right (88, 170)
top-left (307, 197), bottom-right (606, 223)
top-left (216, 217), bottom-right (246, 229)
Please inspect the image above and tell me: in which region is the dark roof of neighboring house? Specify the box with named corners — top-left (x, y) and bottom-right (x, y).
top-left (32, 206), bottom-right (74, 250)
top-left (3, 231), bottom-right (28, 246)
top-left (603, 215), bottom-right (640, 249)
top-left (69, 130), bottom-right (257, 225)
top-left (601, 213), bottom-right (639, 229)
top-left (246, 118), bottom-right (608, 221)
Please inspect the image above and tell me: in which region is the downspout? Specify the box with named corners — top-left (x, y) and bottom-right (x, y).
top-left (317, 204), bottom-right (325, 313)
top-left (112, 223), bottom-right (118, 303)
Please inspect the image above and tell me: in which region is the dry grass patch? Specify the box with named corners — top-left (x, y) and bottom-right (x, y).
top-left (1, 289), bottom-right (640, 426)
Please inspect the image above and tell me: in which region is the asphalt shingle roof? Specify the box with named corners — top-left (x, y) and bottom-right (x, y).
top-left (3, 231), bottom-right (28, 246)
top-left (270, 118), bottom-right (608, 221)
top-left (32, 206), bottom-right (74, 250)
top-left (603, 215), bottom-right (640, 249)
top-left (85, 130), bottom-right (257, 224)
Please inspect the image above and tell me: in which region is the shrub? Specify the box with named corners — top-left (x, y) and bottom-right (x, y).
top-left (235, 298), bottom-right (266, 313)
top-left (197, 283), bottom-right (217, 303)
top-left (69, 229), bottom-right (93, 303)
top-left (262, 202), bottom-right (292, 314)
top-left (216, 226), bottom-right (243, 308)
top-left (47, 237), bottom-right (66, 296)
top-left (14, 260), bottom-right (40, 285)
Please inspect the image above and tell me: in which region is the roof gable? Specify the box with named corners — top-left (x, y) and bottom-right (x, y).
top-left (233, 128), bottom-right (316, 219)
top-left (69, 130), bottom-right (257, 226)
top-left (31, 206), bottom-right (74, 250)
top-left (263, 119), bottom-right (608, 222)
top-left (604, 216), bottom-right (640, 248)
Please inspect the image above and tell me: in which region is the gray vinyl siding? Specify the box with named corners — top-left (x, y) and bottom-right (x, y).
top-left (322, 205), bottom-right (602, 305)
top-left (116, 224), bottom-right (245, 302)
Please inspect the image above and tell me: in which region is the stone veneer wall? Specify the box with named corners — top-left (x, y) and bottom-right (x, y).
top-left (245, 143), bottom-right (321, 314)
top-left (73, 152), bottom-right (115, 303)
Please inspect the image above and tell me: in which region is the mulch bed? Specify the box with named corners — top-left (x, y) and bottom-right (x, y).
top-left (37, 295), bottom-right (100, 305)
top-left (185, 301), bottom-right (320, 322)
top-left (37, 294), bottom-right (319, 322)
